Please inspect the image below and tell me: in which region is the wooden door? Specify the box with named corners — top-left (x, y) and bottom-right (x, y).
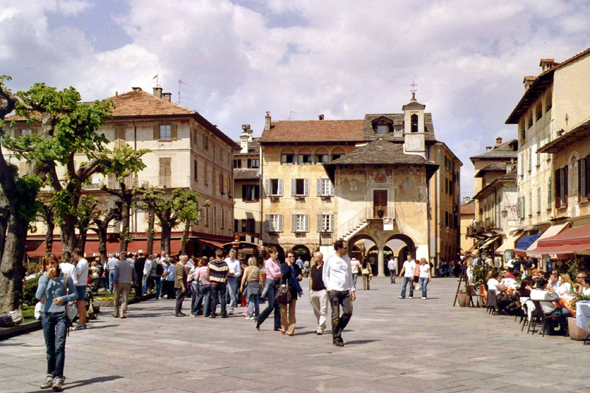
top-left (373, 190), bottom-right (387, 218)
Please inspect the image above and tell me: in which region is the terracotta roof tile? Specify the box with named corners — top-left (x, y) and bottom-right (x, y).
top-left (260, 120), bottom-right (364, 143)
top-left (326, 139), bottom-right (437, 166)
top-left (105, 89), bottom-right (196, 117)
top-left (461, 203), bottom-right (475, 215)
top-left (470, 139), bottom-right (518, 160)
top-left (233, 168), bottom-right (260, 179)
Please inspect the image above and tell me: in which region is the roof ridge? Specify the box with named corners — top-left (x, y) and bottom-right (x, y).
top-left (104, 89), bottom-right (196, 114)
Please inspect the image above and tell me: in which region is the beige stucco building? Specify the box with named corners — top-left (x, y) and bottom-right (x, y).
top-left (10, 87), bottom-right (239, 257)
top-left (258, 95), bottom-right (462, 275)
top-left (460, 201), bottom-right (476, 253)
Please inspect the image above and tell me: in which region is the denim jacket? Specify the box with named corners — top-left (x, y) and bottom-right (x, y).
top-left (36, 273), bottom-right (78, 314)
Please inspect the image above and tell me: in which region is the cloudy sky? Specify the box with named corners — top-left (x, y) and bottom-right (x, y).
top-left (2, 0), bottom-right (589, 196)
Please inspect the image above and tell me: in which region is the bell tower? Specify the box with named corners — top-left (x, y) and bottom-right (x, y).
top-left (403, 82), bottom-right (427, 158)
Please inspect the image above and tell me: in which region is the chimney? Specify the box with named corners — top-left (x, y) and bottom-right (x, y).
top-left (264, 111), bottom-right (271, 131)
top-left (153, 87), bottom-right (162, 99)
top-left (539, 58), bottom-right (556, 72)
top-left (240, 124), bottom-right (252, 154)
top-left (318, 114), bottom-right (324, 120)
top-left (523, 76), bottom-right (536, 91)
top-left (486, 146), bottom-right (493, 152)
top-left (162, 92), bottom-right (172, 102)
top-left (495, 137), bottom-right (503, 147)
top-left (131, 87), bottom-right (142, 92)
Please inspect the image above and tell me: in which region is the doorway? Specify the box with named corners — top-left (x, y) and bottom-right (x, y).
top-left (373, 190), bottom-right (387, 218)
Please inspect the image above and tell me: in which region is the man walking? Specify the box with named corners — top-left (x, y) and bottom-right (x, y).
top-left (208, 250), bottom-right (229, 318)
top-left (143, 254), bottom-right (162, 299)
top-left (387, 257), bottom-right (397, 284)
top-left (174, 255), bottom-right (188, 317)
top-left (72, 249), bottom-right (89, 330)
top-left (399, 254), bottom-right (416, 299)
top-left (309, 251), bottom-right (329, 335)
top-left (225, 249), bottom-right (242, 315)
top-left (107, 253), bottom-right (119, 294)
top-left (134, 250), bottom-right (146, 298)
top-left (113, 252), bottom-right (137, 319)
top-left (323, 240), bottom-right (356, 347)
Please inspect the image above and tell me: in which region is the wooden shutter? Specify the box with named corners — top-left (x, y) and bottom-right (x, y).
top-left (304, 215), bottom-right (309, 232)
top-left (242, 185), bottom-right (247, 200)
top-left (517, 198), bottom-right (521, 218)
top-left (581, 158), bottom-right (587, 199)
top-left (329, 215), bottom-right (334, 232)
top-left (555, 169), bottom-right (561, 208)
top-left (291, 179), bottom-right (296, 196)
top-left (277, 179), bottom-right (283, 196)
top-left (281, 154), bottom-right (287, 164)
top-left (564, 165), bottom-right (569, 203)
top-left (292, 215), bottom-right (297, 232)
top-left (265, 179), bottom-right (271, 196)
top-left (548, 179), bottom-right (552, 209)
top-left (153, 123), bottom-right (160, 140)
top-left (115, 126), bottom-right (126, 141)
top-left (537, 187), bottom-right (541, 212)
top-left (254, 185), bottom-right (259, 200)
top-left (278, 215), bottom-right (283, 232)
top-left (265, 215), bottom-right (270, 232)
top-left (317, 215), bottom-right (322, 232)
top-left (194, 159), bottom-right (198, 181)
top-left (171, 124), bottom-right (178, 140)
top-left (304, 179), bottom-right (309, 196)
top-left (330, 181), bottom-right (335, 196)
top-left (522, 196), bottom-right (526, 217)
top-left (317, 179), bottom-right (322, 196)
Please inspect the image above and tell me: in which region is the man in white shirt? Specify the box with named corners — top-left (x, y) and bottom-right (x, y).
top-left (142, 254), bottom-right (162, 299)
top-left (350, 257), bottom-right (361, 287)
top-left (60, 260), bottom-right (77, 285)
top-left (387, 258), bottom-right (397, 284)
top-left (224, 249), bottom-right (242, 315)
top-left (106, 253), bottom-right (119, 294)
top-left (73, 249), bottom-right (89, 330)
top-left (323, 240), bottom-right (356, 347)
top-left (398, 255), bottom-right (416, 299)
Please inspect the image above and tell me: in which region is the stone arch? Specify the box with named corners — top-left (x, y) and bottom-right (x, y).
top-left (330, 146), bottom-right (346, 161)
top-left (384, 233), bottom-right (416, 272)
top-left (296, 147), bottom-right (312, 165)
top-left (348, 234), bottom-right (378, 263)
top-left (367, 244), bottom-right (394, 274)
top-left (291, 244), bottom-right (311, 264)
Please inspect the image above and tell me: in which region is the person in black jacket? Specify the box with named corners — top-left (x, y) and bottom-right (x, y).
top-left (279, 250), bottom-right (303, 336)
top-left (134, 251), bottom-right (146, 298)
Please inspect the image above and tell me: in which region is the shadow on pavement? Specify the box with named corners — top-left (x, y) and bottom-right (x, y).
top-left (345, 339), bottom-right (378, 345)
top-left (27, 375), bottom-right (123, 393)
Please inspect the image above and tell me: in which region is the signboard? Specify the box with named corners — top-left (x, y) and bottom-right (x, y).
top-left (383, 217), bottom-right (394, 231)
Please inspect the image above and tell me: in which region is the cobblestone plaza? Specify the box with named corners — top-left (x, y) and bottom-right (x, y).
top-left (1, 278), bottom-right (589, 393)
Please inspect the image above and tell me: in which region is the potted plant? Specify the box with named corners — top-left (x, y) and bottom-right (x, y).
top-left (377, 207), bottom-right (384, 218)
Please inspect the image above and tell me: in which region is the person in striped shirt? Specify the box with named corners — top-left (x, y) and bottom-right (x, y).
top-left (208, 249), bottom-right (229, 318)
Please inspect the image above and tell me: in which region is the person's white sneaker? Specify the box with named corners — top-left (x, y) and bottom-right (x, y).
top-left (421, 297), bottom-right (426, 300)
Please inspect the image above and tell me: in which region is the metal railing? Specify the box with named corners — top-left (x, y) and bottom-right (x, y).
top-left (336, 207), bottom-right (370, 241)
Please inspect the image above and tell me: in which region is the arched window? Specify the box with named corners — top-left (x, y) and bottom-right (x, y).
top-left (314, 147), bottom-right (329, 164)
top-left (371, 117), bottom-right (393, 134)
top-left (298, 148), bottom-right (312, 165)
top-left (411, 114), bottom-right (418, 133)
top-left (545, 89), bottom-right (552, 113)
top-left (281, 148), bottom-right (296, 165)
top-left (331, 147), bottom-right (345, 161)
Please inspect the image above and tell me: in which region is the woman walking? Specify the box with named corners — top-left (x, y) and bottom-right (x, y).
top-left (419, 258), bottom-right (432, 299)
top-left (36, 254), bottom-right (78, 391)
top-left (240, 257), bottom-right (264, 320)
top-left (361, 258), bottom-right (372, 290)
top-left (279, 250), bottom-right (303, 336)
top-left (191, 258), bottom-right (211, 317)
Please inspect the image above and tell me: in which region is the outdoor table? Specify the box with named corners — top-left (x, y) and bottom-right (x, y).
top-left (576, 301), bottom-right (590, 332)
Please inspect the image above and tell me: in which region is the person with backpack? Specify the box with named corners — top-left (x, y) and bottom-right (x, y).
top-left (143, 254), bottom-right (163, 300)
top-left (36, 254), bottom-right (78, 391)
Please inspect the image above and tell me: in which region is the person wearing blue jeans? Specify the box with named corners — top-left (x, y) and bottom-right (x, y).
top-left (225, 249), bottom-right (242, 314)
top-left (256, 247), bottom-right (282, 330)
top-left (418, 258), bottom-right (432, 299)
top-left (398, 255), bottom-right (416, 299)
top-left (143, 275), bottom-right (162, 299)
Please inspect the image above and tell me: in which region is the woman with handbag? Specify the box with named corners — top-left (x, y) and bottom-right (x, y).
top-left (35, 254), bottom-right (78, 391)
top-left (361, 258), bottom-right (372, 290)
top-left (279, 250), bottom-right (303, 336)
top-left (240, 257), bottom-right (264, 320)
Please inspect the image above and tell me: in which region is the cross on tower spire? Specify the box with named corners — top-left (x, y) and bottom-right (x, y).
top-left (410, 81), bottom-right (418, 101)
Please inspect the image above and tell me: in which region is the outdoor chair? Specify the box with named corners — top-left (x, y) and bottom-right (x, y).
top-left (486, 290), bottom-right (497, 315)
top-left (528, 300), bottom-right (564, 337)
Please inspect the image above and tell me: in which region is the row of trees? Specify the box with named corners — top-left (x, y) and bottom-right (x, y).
top-left (0, 77), bottom-right (208, 312)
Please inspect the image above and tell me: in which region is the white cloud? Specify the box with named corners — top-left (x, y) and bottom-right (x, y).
top-left (1, 0), bottom-right (590, 198)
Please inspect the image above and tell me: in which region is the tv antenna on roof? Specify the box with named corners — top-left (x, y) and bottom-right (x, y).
top-left (178, 79), bottom-right (192, 104)
top-left (289, 111), bottom-right (296, 120)
top-left (153, 74), bottom-right (161, 87)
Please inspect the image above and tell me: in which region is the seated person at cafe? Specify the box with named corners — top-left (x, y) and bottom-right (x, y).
top-left (581, 274), bottom-right (590, 296)
top-left (504, 268), bottom-right (516, 280)
top-left (548, 272), bottom-right (560, 292)
top-left (488, 271), bottom-right (514, 314)
top-left (556, 273), bottom-right (574, 297)
top-left (575, 271), bottom-right (588, 293)
top-left (531, 278), bottom-right (572, 318)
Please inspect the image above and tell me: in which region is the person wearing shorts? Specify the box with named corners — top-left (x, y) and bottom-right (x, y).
top-left (73, 249), bottom-right (89, 330)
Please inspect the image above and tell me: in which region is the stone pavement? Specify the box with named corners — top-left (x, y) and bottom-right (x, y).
top-left (1, 278), bottom-right (589, 393)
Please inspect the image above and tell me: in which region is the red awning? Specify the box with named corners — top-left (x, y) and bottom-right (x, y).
top-left (26, 239), bottom-right (182, 258)
top-left (198, 239), bottom-right (225, 249)
top-left (528, 223), bottom-right (590, 259)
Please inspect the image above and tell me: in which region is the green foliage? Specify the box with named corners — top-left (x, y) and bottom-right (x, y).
top-left (15, 174), bottom-right (43, 222)
top-left (471, 264), bottom-right (487, 290)
top-left (100, 145), bottom-right (150, 181)
top-left (23, 275), bottom-right (40, 306)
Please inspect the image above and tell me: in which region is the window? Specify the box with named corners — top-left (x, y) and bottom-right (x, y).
top-left (21, 129), bottom-right (32, 136)
top-left (249, 159), bottom-right (259, 168)
top-left (266, 179), bottom-right (283, 196)
top-left (317, 214), bottom-right (334, 232)
top-left (528, 191), bottom-right (532, 216)
top-left (445, 178), bottom-right (448, 194)
top-left (281, 148), bottom-right (296, 164)
top-left (205, 206), bottom-right (209, 226)
top-left (159, 157), bottom-right (171, 187)
top-left (536, 142), bottom-right (540, 166)
top-left (265, 214), bottom-right (283, 232)
top-left (528, 148), bottom-right (532, 172)
top-left (445, 212), bottom-right (449, 227)
top-left (331, 147), bottom-right (345, 161)
top-left (91, 177), bottom-right (100, 185)
top-left (527, 113), bottom-right (533, 129)
top-left (555, 166), bottom-right (568, 208)
top-left (298, 149), bottom-right (312, 165)
top-left (204, 164), bottom-right (209, 186)
top-left (235, 219), bottom-right (240, 233)
top-left (535, 102), bottom-right (542, 122)
top-left (411, 114), bottom-right (418, 133)
top-left (219, 173), bottom-right (224, 194)
top-left (537, 187), bottom-right (541, 213)
top-left (548, 179), bottom-right (552, 209)
top-left (579, 157), bottom-right (589, 201)
top-left (377, 124), bottom-right (389, 134)
top-left (228, 177), bottom-right (232, 198)
top-left (193, 159), bottom-right (198, 181)
top-left (317, 178), bottom-right (334, 196)
top-left (234, 159), bottom-right (242, 169)
top-left (160, 125), bottom-right (171, 140)
top-left (242, 185), bottom-right (260, 202)
top-left (221, 209), bottom-right (224, 229)
top-left (203, 134), bottom-right (209, 150)
top-left (291, 214), bottom-right (309, 233)
top-left (291, 178), bottom-right (309, 197)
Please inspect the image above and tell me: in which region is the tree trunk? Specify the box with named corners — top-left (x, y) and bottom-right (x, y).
top-left (0, 207), bottom-right (9, 259)
top-left (181, 220), bottom-right (190, 255)
top-left (146, 205), bottom-right (155, 255)
top-left (96, 226), bottom-right (108, 265)
top-left (60, 216), bottom-right (77, 256)
top-left (45, 219), bottom-right (54, 256)
top-left (160, 223), bottom-right (172, 256)
top-left (0, 214), bottom-right (28, 312)
top-left (78, 228), bottom-right (88, 254)
top-left (120, 198), bottom-right (131, 253)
